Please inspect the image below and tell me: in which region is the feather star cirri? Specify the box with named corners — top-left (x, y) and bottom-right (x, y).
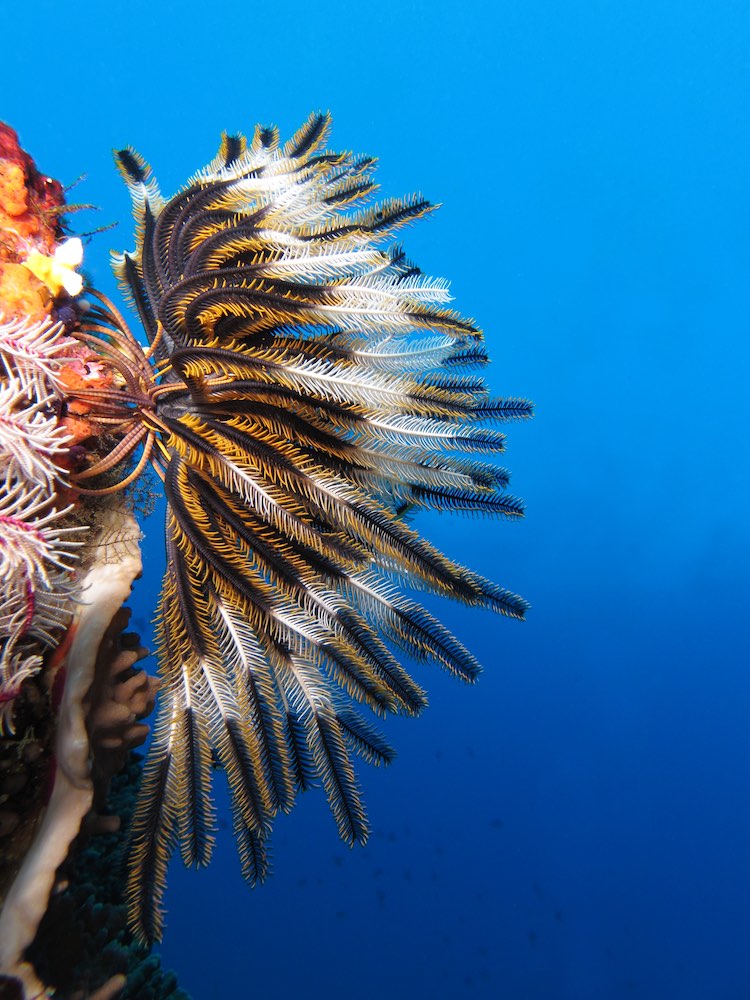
top-left (67, 112), bottom-right (532, 943)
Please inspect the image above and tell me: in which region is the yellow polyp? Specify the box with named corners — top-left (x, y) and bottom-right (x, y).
top-left (22, 237), bottom-right (84, 298)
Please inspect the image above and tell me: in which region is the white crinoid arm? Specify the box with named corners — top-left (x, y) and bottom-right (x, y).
top-left (0, 315), bottom-right (77, 397)
top-left (0, 482), bottom-right (84, 732)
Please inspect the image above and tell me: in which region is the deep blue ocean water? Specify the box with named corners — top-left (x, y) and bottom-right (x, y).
top-left (5, 2), bottom-right (750, 997)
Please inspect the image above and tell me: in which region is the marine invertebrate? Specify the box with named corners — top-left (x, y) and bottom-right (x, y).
top-left (0, 125), bottom-right (173, 1000)
top-left (0, 128), bottom-right (89, 736)
top-left (0, 479), bottom-right (81, 730)
top-left (0, 507), bottom-right (145, 997)
top-left (61, 111), bottom-right (532, 943)
top-left (0, 293), bottom-right (83, 734)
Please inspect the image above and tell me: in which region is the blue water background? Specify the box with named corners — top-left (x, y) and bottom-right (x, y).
top-left (5, 2), bottom-right (750, 997)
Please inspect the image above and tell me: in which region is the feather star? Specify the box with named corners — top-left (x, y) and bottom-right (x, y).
top-left (64, 112), bottom-right (532, 943)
